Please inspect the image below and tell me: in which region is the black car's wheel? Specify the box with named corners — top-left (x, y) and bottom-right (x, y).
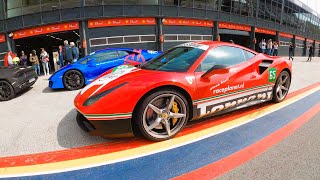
top-left (63, 70), bottom-right (85, 90)
top-left (0, 80), bottom-right (15, 101)
top-left (272, 71), bottom-right (291, 103)
top-left (135, 90), bottom-right (189, 141)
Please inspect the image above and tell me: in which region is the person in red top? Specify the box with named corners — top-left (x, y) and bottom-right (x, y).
top-left (4, 51), bottom-right (16, 67)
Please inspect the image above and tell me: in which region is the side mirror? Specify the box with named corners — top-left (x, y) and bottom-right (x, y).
top-left (201, 64), bottom-right (229, 78)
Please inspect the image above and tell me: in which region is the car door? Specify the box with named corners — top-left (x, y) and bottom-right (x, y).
top-left (193, 46), bottom-right (266, 118)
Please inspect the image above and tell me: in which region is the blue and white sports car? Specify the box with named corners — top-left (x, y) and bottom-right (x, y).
top-left (49, 48), bottom-right (161, 90)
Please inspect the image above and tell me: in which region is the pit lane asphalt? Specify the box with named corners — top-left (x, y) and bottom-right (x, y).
top-left (0, 57), bottom-right (319, 157)
top-left (218, 112), bottom-right (320, 180)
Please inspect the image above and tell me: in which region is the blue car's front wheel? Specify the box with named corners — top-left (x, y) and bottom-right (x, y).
top-left (63, 70), bottom-right (85, 90)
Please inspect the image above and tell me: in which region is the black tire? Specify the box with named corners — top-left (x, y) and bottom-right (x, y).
top-left (134, 90), bottom-right (189, 141)
top-left (63, 70), bottom-right (85, 90)
top-left (0, 80), bottom-right (15, 101)
top-left (272, 71), bottom-right (291, 103)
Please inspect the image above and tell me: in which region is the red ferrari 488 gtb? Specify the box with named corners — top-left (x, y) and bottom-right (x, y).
top-left (74, 41), bottom-right (292, 141)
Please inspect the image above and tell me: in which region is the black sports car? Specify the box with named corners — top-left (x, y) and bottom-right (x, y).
top-left (0, 66), bottom-right (38, 101)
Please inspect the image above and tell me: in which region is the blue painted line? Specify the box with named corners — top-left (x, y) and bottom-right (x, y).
top-left (11, 90), bottom-right (320, 180)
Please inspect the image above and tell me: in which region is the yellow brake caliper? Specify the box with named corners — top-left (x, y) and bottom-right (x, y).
top-left (171, 101), bottom-right (179, 125)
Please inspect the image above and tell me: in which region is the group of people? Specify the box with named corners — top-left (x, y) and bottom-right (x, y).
top-left (3, 40), bottom-right (80, 76)
top-left (259, 39), bottom-right (279, 56)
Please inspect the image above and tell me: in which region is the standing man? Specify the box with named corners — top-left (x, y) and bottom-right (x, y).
top-left (70, 42), bottom-right (79, 62)
top-left (289, 43), bottom-right (294, 61)
top-left (63, 40), bottom-right (73, 65)
top-left (58, 45), bottom-right (64, 67)
top-left (307, 45), bottom-right (313, 62)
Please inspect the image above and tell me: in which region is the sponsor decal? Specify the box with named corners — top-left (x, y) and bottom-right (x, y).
top-left (210, 77), bottom-right (229, 92)
top-left (178, 42), bottom-right (209, 50)
top-left (197, 87), bottom-right (273, 116)
top-left (212, 82), bottom-right (245, 94)
top-left (124, 49), bottom-right (145, 64)
top-left (185, 76), bottom-right (194, 84)
top-left (268, 68), bottom-right (277, 83)
top-left (81, 65), bottom-right (137, 96)
top-left (147, 50), bottom-right (158, 54)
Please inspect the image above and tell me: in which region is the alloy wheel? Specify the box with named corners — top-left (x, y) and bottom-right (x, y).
top-left (142, 93), bottom-right (187, 139)
top-left (275, 73), bottom-right (290, 101)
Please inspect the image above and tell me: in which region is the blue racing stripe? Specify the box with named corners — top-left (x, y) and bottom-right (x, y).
top-left (12, 90), bottom-right (320, 180)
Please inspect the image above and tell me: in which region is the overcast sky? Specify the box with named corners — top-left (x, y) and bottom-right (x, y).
top-left (300, 0), bottom-right (320, 14)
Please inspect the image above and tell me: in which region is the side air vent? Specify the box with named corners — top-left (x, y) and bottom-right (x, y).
top-left (258, 60), bottom-right (273, 74)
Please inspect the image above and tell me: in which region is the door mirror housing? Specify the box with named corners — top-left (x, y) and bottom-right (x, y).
top-left (201, 64), bottom-right (229, 78)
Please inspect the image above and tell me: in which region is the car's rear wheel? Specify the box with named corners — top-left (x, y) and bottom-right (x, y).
top-left (135, 90), bottom-right (189, 141)
top-left (0, 80), bottom-right (15, 101)
top-left (63, 70), bottom-right (84, 90)
top-left (272, 71), bottom-right (291, 103)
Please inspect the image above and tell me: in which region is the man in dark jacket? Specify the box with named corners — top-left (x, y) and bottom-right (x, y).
top-left (307, 45), bottom-right (313, 62)
top-left (70, 42), bottom-right (79, 62)
top-left (63, 40), bottom-right (73, 65)
top-left (289, 43), bottom-right (294, 61)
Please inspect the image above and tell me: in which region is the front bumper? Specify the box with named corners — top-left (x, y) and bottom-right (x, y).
top-left (76, 112), bottom-right (134, 138)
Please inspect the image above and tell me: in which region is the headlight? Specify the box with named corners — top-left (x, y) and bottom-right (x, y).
top-left (83, 82), bottom-right (128, 106)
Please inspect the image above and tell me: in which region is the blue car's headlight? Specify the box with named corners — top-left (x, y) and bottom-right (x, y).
top-left (83, 82), bottom-right (128, 106)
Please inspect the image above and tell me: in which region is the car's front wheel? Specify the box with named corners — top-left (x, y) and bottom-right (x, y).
top-left (135, 90), bottom-right (189, 141)
top-left (0, 80), bottom-right (15, 101)
top-left (63, 70), bottom-right (85, 90)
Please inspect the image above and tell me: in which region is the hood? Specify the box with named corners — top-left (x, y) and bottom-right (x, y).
top-left (80, 65), bottom-right (151, 98)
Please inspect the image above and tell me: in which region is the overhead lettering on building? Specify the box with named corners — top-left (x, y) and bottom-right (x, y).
top-left (279, 32), bottom-right (293, 39)
top-left (88, 18), bottom-right (156, 28)
top-left (219, 22), bottom-right (251, 32)
top-left (163, 18), bottom-right (213, 27)
top-left (13, 22), bottom-right (79, 39)
top-left (255, 27), bottom-right (276, 35)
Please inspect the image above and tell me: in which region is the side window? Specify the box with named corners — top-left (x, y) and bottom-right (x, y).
top-left (93, 51), bottom-right (119, 62)
top-left (243, 50), bottom-right (255, 60)
top-left (118, 51), bottom-right (129, 57)
top-left (196, 46), bottom-right (246, 72)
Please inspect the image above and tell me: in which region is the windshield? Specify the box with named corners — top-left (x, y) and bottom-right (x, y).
top-left (141, 47), bottom-right (205, 72)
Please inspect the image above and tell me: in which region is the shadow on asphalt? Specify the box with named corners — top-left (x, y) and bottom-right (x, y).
top-left (15, 87), bottom-right (33, 98)
top-left (57, 108), bottom-right (106, 148)
top-left (42, 87), bottom-right (67, 93)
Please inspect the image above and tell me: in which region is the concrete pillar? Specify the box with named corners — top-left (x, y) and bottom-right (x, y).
top-left (250, 26), bottom-right (256, 51)
top-left (156, 17), bottom-right (163, 52)
top-left (213, 21), bottom-right (219, 41)
top-left (79, 20), bottom-right (88, 56)
top-left (292, 35), bottom-right (295, 57)
top-left (6, 33), bottom-right (14, 52)
top-left (303, 38), bottom-right (307, 56)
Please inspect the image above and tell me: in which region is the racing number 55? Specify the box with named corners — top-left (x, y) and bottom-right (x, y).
top-left (268, 68), bottom-right (277, 82)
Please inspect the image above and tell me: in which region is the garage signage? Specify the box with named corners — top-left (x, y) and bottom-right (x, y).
top-left (219, 22), bottom-right (250, 32)
top-left (88, 18), bottom-right (156, 28)
top-left (296, 36), bottom-right (305, 41)
top-left (0, 34), bottom-right (5, 43)
top-left (279, 32), bottom-right (293, 39)
top-left (13, 22), bottom-right (79, 39)
top-left (163, 18), bottom-right (213, 27)
top-left (255, 28), bottom-right (276, 35)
